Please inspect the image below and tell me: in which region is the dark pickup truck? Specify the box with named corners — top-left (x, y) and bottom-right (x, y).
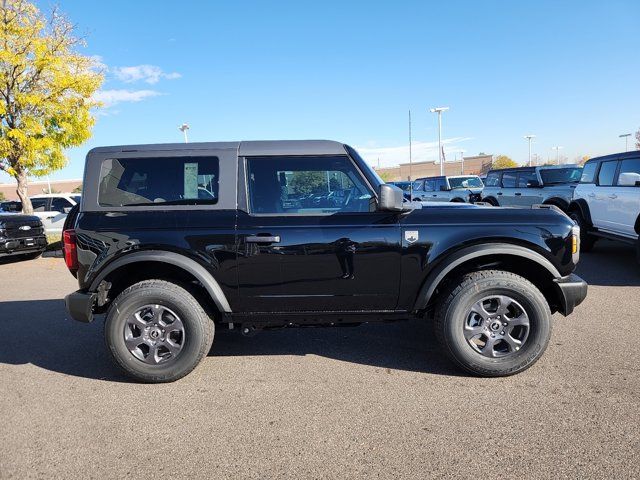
top-left (63, 140), bottom-right (587, 382)
top-left (0, 213), bottom-right (47, 260)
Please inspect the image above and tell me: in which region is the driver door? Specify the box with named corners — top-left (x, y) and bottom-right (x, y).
top-left (236, 154), bottom-right (402, 313)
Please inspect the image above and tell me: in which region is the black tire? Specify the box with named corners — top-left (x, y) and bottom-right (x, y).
top-left (105, 279), bottom-right (215, 383)
top-left (483, 197), bottom-right (499, 206)
top-left (434, 270), bottom-right (552, 377)
top-left (569, 210), bottom-right (596, 252)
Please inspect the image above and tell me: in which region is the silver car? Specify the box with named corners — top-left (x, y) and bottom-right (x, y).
top-left (481, 165), bottom-right (582, 212)
top-left (411, 175), bottom-right (484, 203)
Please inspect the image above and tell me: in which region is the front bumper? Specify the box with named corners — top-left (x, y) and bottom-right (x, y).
top-left (65, 290), bottom-right (96, 323)
top-left (554, 273), bottom-right (588, 316)
top-left (0, 235), bottom-right (47, 257)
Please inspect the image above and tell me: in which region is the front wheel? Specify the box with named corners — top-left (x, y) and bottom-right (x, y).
top-left (434, 270), bottom-right (552, 377)
top-left (105, 279), bottom-right (215, 383)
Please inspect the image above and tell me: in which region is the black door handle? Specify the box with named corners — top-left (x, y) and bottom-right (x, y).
top-left (497, 192), bottom-right (503, 196)
top-left (246, 235), bottom-right (281, 243)
top-left (514, 192), bottom-right (522, 196)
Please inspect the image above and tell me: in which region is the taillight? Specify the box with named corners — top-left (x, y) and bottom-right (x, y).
top-left (63, 229), bottom-right (78, 271)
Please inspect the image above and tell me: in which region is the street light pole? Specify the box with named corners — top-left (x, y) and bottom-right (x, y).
top-left (430, 106), bottom-right (449, 176)
top-left (552, 146), bottom-right (563, 165)
top-left (178, 123), bottom-right (190, 143)
top-left (619, 133), bottom-right (631, 152)
top-left (524, 134), bottom-right (536, 166)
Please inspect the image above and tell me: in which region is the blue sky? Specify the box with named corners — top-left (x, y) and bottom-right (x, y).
top-left (3, 0), bottom-right (640, 183)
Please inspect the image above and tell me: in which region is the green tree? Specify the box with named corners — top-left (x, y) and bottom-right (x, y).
top-left (72, 183), bottom-right (82, 193)
top-left (377, 171), bottom-right (393, 182)
top-left (0, 0), bottom-right (103, 213)
top-left (289, 171), bottom-right (327, 196)
top-left (0, 191), bottom-right (6, 201)
top-left (492, 155), bottom-right (518, 169)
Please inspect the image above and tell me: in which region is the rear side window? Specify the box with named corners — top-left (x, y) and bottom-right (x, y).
top-left (502, 172), bottom-right (517, 188)
top-left (424, 179), bottom-right (436, 191)
top-left (98, 157), bottom-right (219, 207)
top-left (484, 172), bottom-right (501, 187)
top-left (597, 161), bottom-right (618, 187)
top-left (580, 162), bottom-right (597, 183)
top-left (31, 198), bottom-right (48, 212)
top-left (433, 178), bottom-right (447, 191)
top-left (51, 197), bottom-right (73, 212)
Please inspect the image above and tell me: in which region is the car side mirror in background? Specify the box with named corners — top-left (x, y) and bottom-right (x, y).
top-left (63, 207), bottom-right (72, 214)
top-left (618, 172), bottom-right (640, 187)
top-left (527, 180), bottom-right (541, 188)
top-left (378, 184), bottom-right (406, 211)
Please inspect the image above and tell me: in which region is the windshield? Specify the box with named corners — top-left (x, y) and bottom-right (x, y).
top-left (392, 182), bottom-right (411, 191)
top-left (448, 176), bottom-right (484, 189)
top-left (540, 167), bottom-right (582, 185)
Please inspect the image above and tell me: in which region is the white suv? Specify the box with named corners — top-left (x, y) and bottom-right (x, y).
top-left (29, 193), bottom-right (81, 233)
top-left (569, 152), bottom-right (640, 257)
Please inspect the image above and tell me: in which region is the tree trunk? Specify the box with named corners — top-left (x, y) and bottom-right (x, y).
top-left (15, 168), bottom-right (33, 214)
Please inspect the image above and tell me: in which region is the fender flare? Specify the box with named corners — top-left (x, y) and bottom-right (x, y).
top-left (568, 198), bottom-right (593, 226)
top-left (413, 243), bottom-right (561, 310)
top-left (542, 197), bottom-right (569, 212)
top-left (89, 250), bottom-right (232, 312)
top-left (634, 214), bottom-right (640, 235)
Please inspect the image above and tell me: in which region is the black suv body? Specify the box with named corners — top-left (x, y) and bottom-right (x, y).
top-left (0, 213), bottom-right (47, 259)
top-left (64, 140), bottom-right (587, 382)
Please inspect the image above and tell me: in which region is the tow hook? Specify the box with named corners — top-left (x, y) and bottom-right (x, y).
top-left (241, 325), bottom-right (260, 337)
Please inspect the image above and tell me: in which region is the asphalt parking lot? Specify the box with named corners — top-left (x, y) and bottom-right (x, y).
top-left (0, 241), bottom-right (639, 479)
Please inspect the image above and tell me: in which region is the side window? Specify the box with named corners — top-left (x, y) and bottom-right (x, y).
top-left (98, 156), bottom-right (219, 207)
top-left (424, 179), bottom-right (436, 191)
top-left (247, 155), bottom-right (374, 215)
top-left (517, 171), bottom-right (537, 188)
top-left (580, 162), bottom-right (598, 183)
top-left (597, 161), bottom-right (618, 187)
top-left (30, 198), bottom-right (48, 212)
top-left (51, 197), bottom-right (73, 213)
top-left (434, 178), bottom-right (447, 191)
top-left (484, 172), bottom-right (501, 187)
top-left (502, 172), bottom-right (517, 188)
top-left (617, 158), bottom-right (640, 186)
top-left (412, 180), bottom-right (424, 191)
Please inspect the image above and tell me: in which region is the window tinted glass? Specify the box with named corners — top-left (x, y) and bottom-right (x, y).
top-left (433, 178), bottom-right (447, 191)
top-left (412, 180), bottom-right (424, 191)
top-left (502, 172), bottom-right (517, 188)
top-left (580, 162), bottom-right (597, 183)
top-left (51, 197), bottom-right (72, 212)
top-left (517, 171), bottom-right (537, 188)
top-left (617, 158), bottom-right (640, 186)
top-left (485, 172), bottom-right (501, 187)
top-left (98, 157), bottom-right (219, 207)
top-left (448, 176), bottom-right (483, 189)
top-left (30, 198), bottom-right (48, 212)
top-left (597, 161), bottom-right (618, 186)
top-left (539, 167), bottom-right (582, 184)
top-left (247, 156), bottom-right (373, 214)
top-left (71, 195), bottom-right (82, 203)
top-left (425, 179), bottom-right (436, 191)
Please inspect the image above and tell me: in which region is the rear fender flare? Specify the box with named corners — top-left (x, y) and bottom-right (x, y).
top-left (89, 250), bottom-right (231, 312)
top-left (568, 199), bottom-right (593, 227)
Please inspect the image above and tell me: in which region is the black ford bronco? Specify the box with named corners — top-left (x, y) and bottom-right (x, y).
top-left (64, 140), bottom-right (587, 382)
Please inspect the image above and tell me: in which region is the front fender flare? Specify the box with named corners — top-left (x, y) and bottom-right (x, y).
top-left (413, 243), bottom-right (561, 310)
top-left (89, 250), bottom-right (232, 312)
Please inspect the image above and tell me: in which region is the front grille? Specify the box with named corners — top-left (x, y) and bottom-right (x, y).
top-left (4, 224), bottom-right (44, 238)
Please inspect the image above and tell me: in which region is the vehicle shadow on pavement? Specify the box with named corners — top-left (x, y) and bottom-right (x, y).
top-left (211, 319), bottom-right (464, 376)
top-left (0, 298), bottom-right (461, 381)
top-left (575, 241), bottom-right (640, 287)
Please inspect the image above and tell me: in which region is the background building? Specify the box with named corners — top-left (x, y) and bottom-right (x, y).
top-left (0, 179), bottom-right (82, 200)
top-left (373, 154), bottom-right (493, 181)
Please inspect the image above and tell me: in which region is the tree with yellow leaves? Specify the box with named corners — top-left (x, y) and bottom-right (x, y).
top-left (0, 0), bottom-right (102, 213)
top-left (492, 155), bottom-right (518, 170)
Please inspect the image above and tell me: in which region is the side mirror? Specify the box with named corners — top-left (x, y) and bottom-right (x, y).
top-left (63, 207), bottom-right (72, 214)
top-left (378, 184), bottom-right (405, 211)
top-left (527, 179), bottom-right (541, 188)
top-left (618, 172), bottom-right (640, 187)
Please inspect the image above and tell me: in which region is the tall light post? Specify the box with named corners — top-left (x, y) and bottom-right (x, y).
top-left (524, 134), bottom-right (536, 166)
top-left (178, 123), bottom-right (190, 143)
top-left (552, 146), bottom-right (563, 165)
top-left (458, 151), bottom-right (466, 174)
top-left (430, 106), bottom-right (449, 175)
top-left (619, 133), bottom-right (631, 152)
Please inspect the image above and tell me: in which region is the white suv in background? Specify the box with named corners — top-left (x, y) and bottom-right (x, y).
top-left (29, 193), bottom-right (82, 233)
top-left (569, 152), bottom-right (640, 257)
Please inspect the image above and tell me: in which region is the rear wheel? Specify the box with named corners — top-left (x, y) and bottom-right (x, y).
top-left (569, 210), bottom-right (596, 252)
top-left (105, 279), bottom-right (215, 383)
top-left (434, 270), bottom-right (552, 377)
top-left (483, 197), bottom-right (499, 206)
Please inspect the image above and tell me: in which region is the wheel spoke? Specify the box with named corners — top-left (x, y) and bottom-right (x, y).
top-left (146, 345), bottom-right (160, 364)
top-left (163, 339), bottom-right (182, 356)
top-left (130, 312), bottom-right (148, 329)
top-left (470, 301), bottom-right (491, 321)
top-left (482, 336), bottom-right (498, 357)
top-left (495, 295), bottom-right (512, 316)
top-left (507, 313), bottom-right (529, 328)
top-left (503, 334), bottom-right (522, 352)
top-left (124, 335), bottom-right (143, 350)
top-left (463, 324), bottom-right (484, 340)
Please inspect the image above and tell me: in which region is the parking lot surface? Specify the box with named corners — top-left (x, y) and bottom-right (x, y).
top-left (1, 242), bottom-right (639, 479)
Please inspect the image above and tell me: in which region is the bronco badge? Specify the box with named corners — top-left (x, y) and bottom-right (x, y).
top-left (404, 230), bottom-right (419, 244)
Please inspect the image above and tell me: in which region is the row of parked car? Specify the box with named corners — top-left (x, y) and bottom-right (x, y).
top-left (390, 150), bottom-right (640, 256)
